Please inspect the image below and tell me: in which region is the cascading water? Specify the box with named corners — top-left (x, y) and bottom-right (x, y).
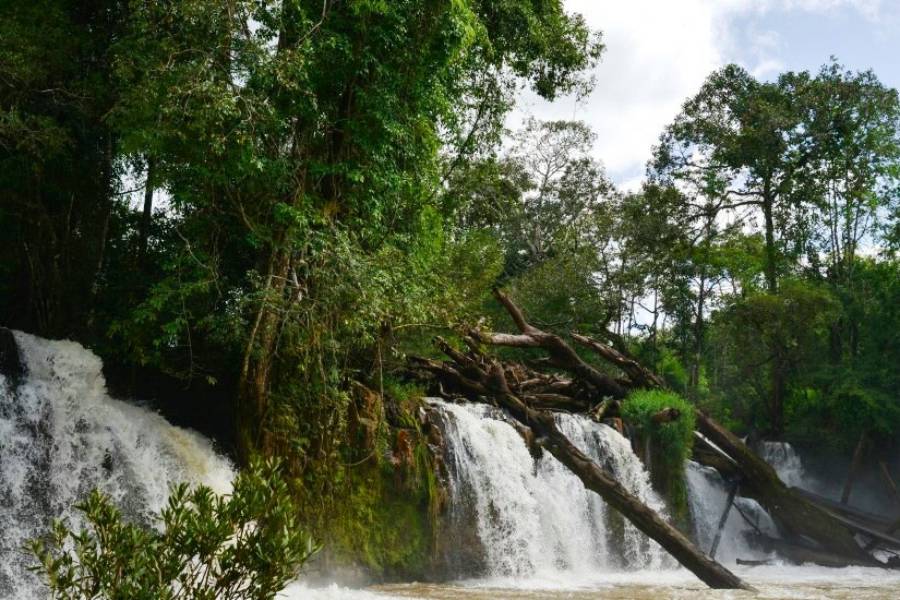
top-left (0, 331), bottom-right (234, 599)
top-left (685, 461), bottom-right (778, 564)
top-left (758, 441), bottom-right (809, 489)
top-left (431, 400), bottom-right (670, 581)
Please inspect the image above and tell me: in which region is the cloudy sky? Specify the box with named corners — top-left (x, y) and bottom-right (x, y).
top-left (519, 0), bottom-right (900, 190)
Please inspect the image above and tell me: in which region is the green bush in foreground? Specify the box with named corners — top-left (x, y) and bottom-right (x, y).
top-left (29, 460), bottom-right (319, 600)
top-left (622, 389), bottom-right (695, 520)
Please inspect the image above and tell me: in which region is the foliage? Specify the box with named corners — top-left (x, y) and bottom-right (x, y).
top-left (646, 60), bottom-right (900, 438)
top-left (6, 0), bottom-right (900, 576)
top-left (29, 460), bottom-right (319, 600)
top-left (706, 280), bottom-right (839, 435)
top-left (621, 390), bottom-right (695, 520)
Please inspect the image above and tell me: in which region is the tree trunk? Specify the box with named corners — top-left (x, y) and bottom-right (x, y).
top-left (690, 271), bottom-right (706, 395)
top-left (138, 157), bottom-right (155, 260)
top-left (841, 432), bottom-right (868, 505)
top-left (460, 359), bottom-right (751, 590)
top-left (762, 188), bottom-right (778, 295)
top-left (696, 412), bottom-right (876, 564)
top-left (236, 247), bottom-right (291, 461)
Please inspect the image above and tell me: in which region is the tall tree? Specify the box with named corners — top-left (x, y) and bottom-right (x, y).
top-left (107, 0), bottom-right (602, 459)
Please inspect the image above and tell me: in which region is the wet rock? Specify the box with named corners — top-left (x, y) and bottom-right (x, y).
top-left (0, 328), bottom-right (24, 388)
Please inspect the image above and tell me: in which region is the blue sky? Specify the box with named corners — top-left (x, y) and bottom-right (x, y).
top-left (523, 0), bottom-right (900, 189)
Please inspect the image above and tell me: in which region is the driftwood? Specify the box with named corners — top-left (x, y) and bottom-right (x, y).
top-left (841, 432), bottom-right (868, 505)
top-left (429, 344), bottom-right (750, 590)
top-left (411, 288), bottom-right (888, 572)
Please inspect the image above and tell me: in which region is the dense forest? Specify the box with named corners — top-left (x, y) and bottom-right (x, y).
top-left (2, 0), bottom-right (900, 592)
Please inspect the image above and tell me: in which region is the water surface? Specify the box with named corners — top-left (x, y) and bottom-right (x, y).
top-left (291, 567), bottom-right (900, 600)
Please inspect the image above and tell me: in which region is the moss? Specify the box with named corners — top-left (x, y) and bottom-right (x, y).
top-left (326, 462), bottom-right (433, 577)
top-left (621, 389), bottom-right (695, 522)
top-left (316, 388), bottom-right (441, 579)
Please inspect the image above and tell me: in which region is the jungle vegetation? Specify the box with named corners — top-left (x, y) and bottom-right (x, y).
top-left (3, 0), bottom-right (900, 585)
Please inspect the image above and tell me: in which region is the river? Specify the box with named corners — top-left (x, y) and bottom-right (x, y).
top-left (289, 566), bottom-right (900, 599)
top-left (3, 331), bottom-right (898, 600)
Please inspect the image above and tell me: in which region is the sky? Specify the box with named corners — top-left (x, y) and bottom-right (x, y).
top-left (519, 0), bottom-right (900, 190)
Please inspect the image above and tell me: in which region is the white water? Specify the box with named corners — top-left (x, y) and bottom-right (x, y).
top-left (758, 441), bottom-right (808, 488)
top-left (4, 334), bottom-right (898, 599)
top-left (289, 426), bottom-right (900, 599)
top-left (433, 400), bottom-right (670, 580)
top-left (0, 332), bottom-right (234, 599)
top-left (685, 461), bottom-right (778, 564)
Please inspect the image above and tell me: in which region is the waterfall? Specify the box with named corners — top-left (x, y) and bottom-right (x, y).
top-left (758, 441), bottom-right (808, 488)
top-left (431, 400), bottom-right (670, 579)
top-left (685, 441), bottom-right (816, 565)
top-left (685, 461), bottom-right (777, 564)
top-left (0, 331), bottom-right (234, 600)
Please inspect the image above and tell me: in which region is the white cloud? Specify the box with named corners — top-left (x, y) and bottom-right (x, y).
top-left (514, 0), bottom-right (726, 179)
top-left (515, 0), bottom-right (888, 186)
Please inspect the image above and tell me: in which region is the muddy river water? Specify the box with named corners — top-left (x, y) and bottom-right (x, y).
top-left (287, 566), bottom-right (900, 600)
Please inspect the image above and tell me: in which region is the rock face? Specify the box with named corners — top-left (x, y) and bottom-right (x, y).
top-left (0, 327), bottom-right (25, 388)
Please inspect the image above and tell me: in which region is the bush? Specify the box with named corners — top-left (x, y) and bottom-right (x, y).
top-left (29, 460), bottom-right (319, 600)
top-left (621, 389), bottom-right (695, 520)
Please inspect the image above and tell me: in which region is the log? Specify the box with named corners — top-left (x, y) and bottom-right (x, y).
top-left (841, 432), bottom-right (868, 505)
top-left (865, 515), bottom-right (900, 553)
top-left (757, 536), bottom-right (867, 568)
top-left (710, 480), bottom-right (739, 559)
top-left (470, 289), bottom-right (628, 400)
top-left (433, 346), bottom-right (751, 590)
top-left (820, 508), bottom-right (900, 550)
top-left (736, 558), bottom-right (773, 566)
top-left (487, 364), bottom-right (750, 589)
top-left (571, 332), bottom-right (666, 389)
top-left (791, 487), bottom-right (893, 529)
top-left (693, 446), bottom-right (742, 481)
top-left (695, 412), bottom-right (878, 565)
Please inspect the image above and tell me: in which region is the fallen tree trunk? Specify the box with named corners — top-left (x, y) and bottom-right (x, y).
top-left (571, 332), bottom-right (666, 389)
top-left (470, 290), bottom-right (628, 400)
top-left (757, 536), bottom-right (868, 568)
top-left (792, 487), bottom-right (894, 529)
top-left (413, 288), bottom-right (885, 569)
top-left (439, 353), bottom-right (751, 590)
top-left (695, 412), bottom-right (878, 564)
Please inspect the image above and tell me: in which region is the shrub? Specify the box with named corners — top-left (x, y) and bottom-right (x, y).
top-left (29, 460), bottom-right (319, 600)
top-left (621, 389), bottom-right (695, 520)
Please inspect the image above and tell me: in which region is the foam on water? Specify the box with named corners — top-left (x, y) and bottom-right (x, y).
top-left (4, 333), bottom-right (896, 599)
top-left (0, 331), bottom-right (234, 599)
top-left (289, 565), bottom-right (900, 600)
top-left (433, 400), bottom-right (670, 579)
